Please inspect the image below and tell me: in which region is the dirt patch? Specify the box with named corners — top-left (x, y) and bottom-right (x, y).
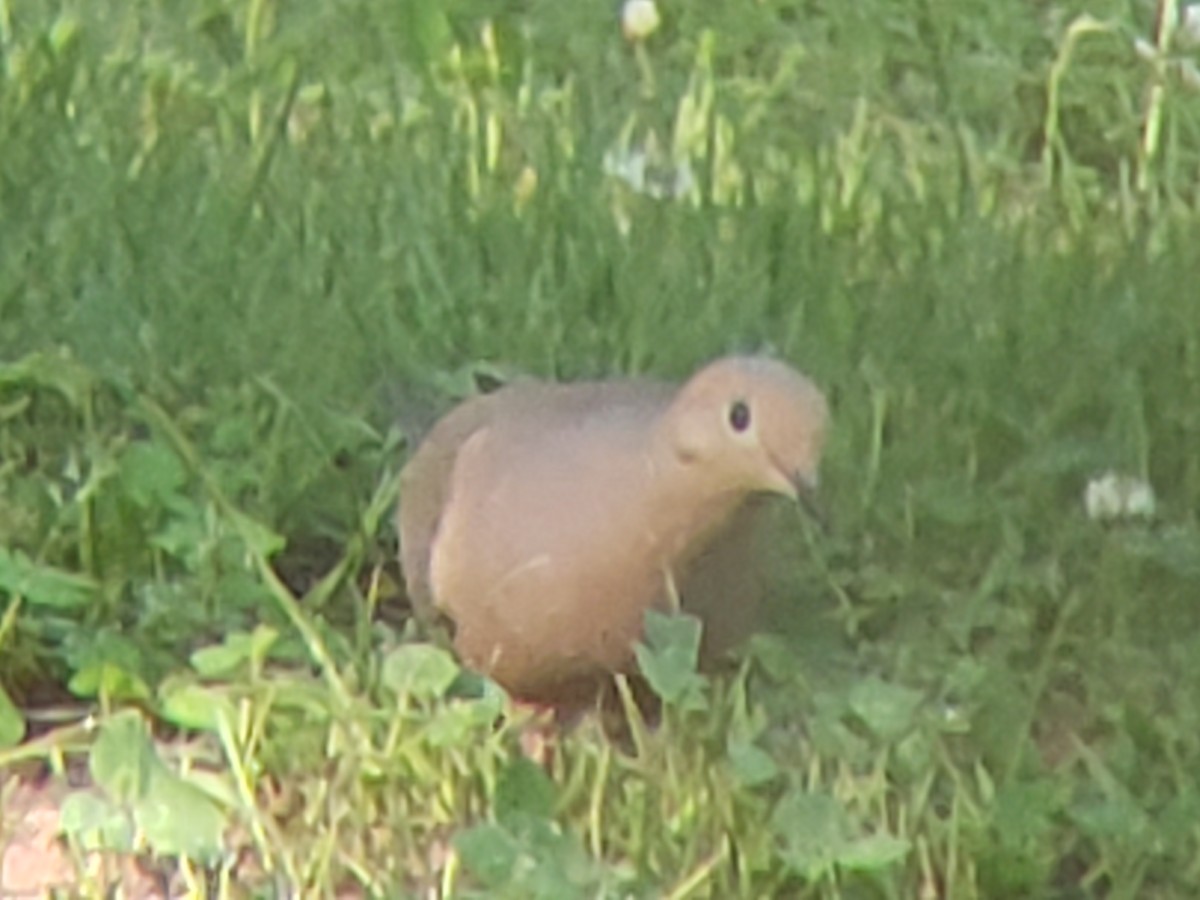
top-left (1, 772), bottom-right (168, 899)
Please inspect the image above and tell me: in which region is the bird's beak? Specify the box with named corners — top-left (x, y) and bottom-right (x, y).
top-left (765, 460), bottom-right (829, 532)
top-left (793, 471), bottom-right (829, 533)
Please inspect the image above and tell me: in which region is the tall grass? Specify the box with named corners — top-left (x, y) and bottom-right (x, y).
top-left (2, 0), bottom-right (1199, 895)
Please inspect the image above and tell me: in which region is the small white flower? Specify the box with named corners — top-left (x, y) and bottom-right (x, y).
top-left (603, 143), bottom-right (695, 200)
top-left (1181, 58), bottom-right (1200, 92)
top-left (621, 0), bottom-right (661, 41)
top-left (1181, 4), bottom-right (1200, 48)
top-left (1133, 36), bottom-right (1158, 62)
top-left (939, 704), bottom-right (967, 730)
top-left (1084, 471), bottom-right (1157, 522)
top-left (1085, 473), bottom-right (1123, 521)
top-left (603, 146), bottom-right (648, 191)
top-left (1123, 479), bottom-right (1157, 518)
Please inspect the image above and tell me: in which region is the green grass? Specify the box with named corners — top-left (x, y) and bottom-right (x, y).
top-left (2, 0), bottom-right (1200, 895)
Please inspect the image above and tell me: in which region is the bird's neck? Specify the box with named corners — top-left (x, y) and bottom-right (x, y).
top-left (644, 441), bottom-right (747, 562)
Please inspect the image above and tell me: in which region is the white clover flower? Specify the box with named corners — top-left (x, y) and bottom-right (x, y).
top-left (1084, 471), bottom-right (1157, 522)
top-left (1085, 473), bottom-right (1123, 521)
top-left (1123, 478), bottom-right (1157, 518)
top-left (603, 142), bottom-right (695, 200)
top-left (603, 145), bottom-right (648, 191)
top-left (1133, 36), bottom-right (1158, 62)
top-left (1181, 59), bottom-right (1200, 91)
top-left (621, 0), bottom-right (661, 41)
top-left (1181, 4), bottom-right (1200, 48)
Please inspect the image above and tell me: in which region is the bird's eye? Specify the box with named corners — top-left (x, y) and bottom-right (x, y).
top-left (728, 400), bottom-right (751, 433)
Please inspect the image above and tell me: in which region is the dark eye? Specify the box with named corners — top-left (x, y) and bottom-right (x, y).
top-left (728, 400), bottom-right (751, 433)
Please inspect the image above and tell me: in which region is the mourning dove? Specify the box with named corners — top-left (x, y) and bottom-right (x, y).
top-left (397, 356), bottom-right (829, 707)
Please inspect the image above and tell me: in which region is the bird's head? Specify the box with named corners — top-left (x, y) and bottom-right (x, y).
top-left (664, 356), bottom-right (829, 509)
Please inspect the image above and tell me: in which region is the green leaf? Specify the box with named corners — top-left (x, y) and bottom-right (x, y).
top-left (0, 394), bottom-right (30, 420)
top-left (635, 610), bottom-right (707, 711)
top-left (381, 643), bottom-right (460, 702)
top-left (808, 690), bottom-right (870, 762)
top-left (0, 349), bottom-right (95, 409)
top-left (424, 696), bottom-right (500, 748)
top-left (150, 505), bottom-right (208, 563)
top-left (48, 13), bottom-right (81, 55)
top-left (68, 662), bottom-right (152, 703)
top-left (1161, 786), bottom-right (1200, 854)
top-left (495, 756), bottom-right (557, 826)
top-left (970, 667), bottom-right (1033, 772)
top-left (401, 0), bottom-right (453, 69)
top-left (745, 633), bottom-right (807, 683)
top-left (514, 820), bottom-right (593, 900)
top-left (86, 711), bottom-right (228, 860)
top-left (0, 547), bottom-right (96, 610)
top-left (836, 833), bottom-right (911, 871)
top-left (193, 8), bottom-right (240, 64)
top-left (133, 766), bottom-right (227, 861)
top-left (90, 710), bottom-right (157, 804)
top-left (455, 823), bottom-right (522, 888)
top-left (1068, 784), bottom-right (1150, 842)
top-left (190, 626), bottom-right (279, 677)
top-left (59, 791), bottom-right (135, 853)
top-left (454, 818), bottom-right (596, 900)
top-left (189, 638), bottom-right (250, 679)
top-left (118, 440), bottom-right (186, 508)
top-left (0, 684), bottom-right (25, 747)
top-left (893, 729), bottom-right (935, 778)
top-left (225, 506), bottom-right (286, 559)
top-left (977, 781), bottom-right (1061, 892)
top-left (158, 680), bottom-right (238, 733)
top-left (726, 737), bottom-right (779, 788)
top-left (770, 790), bottom-right (852, 881)
top-left (992, 780), bottom-right (1059, 848)
top-left (262, 680), bottom-right (335, 723)
top-left (771, 789), bottom-right (909, 879)
top-left (847, 677), bottom-right (924, 742)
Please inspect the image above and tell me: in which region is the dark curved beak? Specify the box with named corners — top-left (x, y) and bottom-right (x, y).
top-left (794, 472), bottom-right (830, 534)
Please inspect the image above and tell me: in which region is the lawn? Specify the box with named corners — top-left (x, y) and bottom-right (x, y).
top-left (2, 0), bottom-right (1199, 896)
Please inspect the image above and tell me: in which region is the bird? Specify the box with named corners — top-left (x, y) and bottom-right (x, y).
top-left (396, 355), bottom-right (829, 710)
